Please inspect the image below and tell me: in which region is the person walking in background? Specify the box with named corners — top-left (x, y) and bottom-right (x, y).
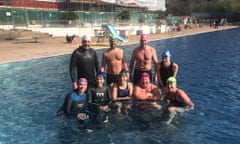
top-left (66, 34), bottom-right (75, 43)
top-left (129, 34), bottom-right (158, 85)
top-left (100, 34), bottom-right (129, 86)
top-left (164, 77), bottom-right (194, 124)
top-left (69, 34), bottom-right (99, 89)
top-left (156, 50), bottom-right (178, 89)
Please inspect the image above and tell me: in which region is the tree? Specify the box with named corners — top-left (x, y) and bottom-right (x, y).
top-left (116, 10), bottom-right (130, 20)
top-left (167, 0), bottom-right (240, 15)
top-left (62, 11), bottom-right (79, 21)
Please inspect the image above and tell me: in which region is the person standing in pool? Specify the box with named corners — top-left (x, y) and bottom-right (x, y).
top-left (164, 77), bottom-right (194, 124)
top-left (69, 34), bottom-right (99, 89)
top-left (56, 78), bottom-right (91, 124)
top-left (100, 34), bottom-right (129, 86)
top-left (129, 34), bottom-right (158, 85)
top-left (87, 73), bottom-right (112, 123)
top-left (156, 50), bottom-right (178, 89)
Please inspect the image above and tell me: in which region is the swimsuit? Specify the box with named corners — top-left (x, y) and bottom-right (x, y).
top-left (106, 73), bottom-right (119, 85)
top-left (117, 83), bottom-right (129, 98)
top-left (133, 69), bottom-right (152, 84)
top-left (159, 62), bottom-right (174, 86)
top-left (167, 90), bottom-right (187, 107)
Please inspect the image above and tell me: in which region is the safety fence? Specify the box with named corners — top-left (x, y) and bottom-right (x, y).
top-left (0, 7), bottom-right (158, 28)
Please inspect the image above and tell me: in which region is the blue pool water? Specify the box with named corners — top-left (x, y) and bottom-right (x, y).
top-left (1, 28), bottom-right (240, 144)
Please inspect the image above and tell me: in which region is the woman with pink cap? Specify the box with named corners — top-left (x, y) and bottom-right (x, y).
top-left (133, 72), bottom-right (161, 101)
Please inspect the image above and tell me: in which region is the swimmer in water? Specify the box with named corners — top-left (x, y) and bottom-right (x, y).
top-left (164, 77), bottom-right (194, 124)
top-left (111, 70), bottom-right (133, 115)
top-left (87, 73), bottom-right (112, 123)
top-left (56, 78), bottom-right (91, 124)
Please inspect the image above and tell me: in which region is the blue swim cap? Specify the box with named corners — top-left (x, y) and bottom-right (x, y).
top-left (96, 72), bottom-right (106, 79)
top-left (162, 50), bottom-right (171, 58)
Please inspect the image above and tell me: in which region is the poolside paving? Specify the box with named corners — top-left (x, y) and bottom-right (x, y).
top-left (0, 25), bottom-right (238, 64)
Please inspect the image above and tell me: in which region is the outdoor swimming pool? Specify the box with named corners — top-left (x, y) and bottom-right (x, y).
top-left (0, 28), bottom-right (240, 144)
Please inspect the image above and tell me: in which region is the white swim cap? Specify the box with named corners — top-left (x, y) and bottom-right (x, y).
top-left (82, 34), bottom-right (91, 41)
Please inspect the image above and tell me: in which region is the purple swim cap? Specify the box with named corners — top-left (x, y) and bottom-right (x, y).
top-left (79, 78), bottom-right (88, 84)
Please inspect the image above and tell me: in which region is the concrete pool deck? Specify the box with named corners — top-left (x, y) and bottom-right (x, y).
top-left (0, 25), bottom-right (238, 64)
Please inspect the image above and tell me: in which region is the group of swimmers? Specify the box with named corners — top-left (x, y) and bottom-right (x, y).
top-left (57, 33), bottom-right (194, 125)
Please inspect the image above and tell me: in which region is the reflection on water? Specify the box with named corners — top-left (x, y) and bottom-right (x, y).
top-left (0, 28), bottom-right (240, 144)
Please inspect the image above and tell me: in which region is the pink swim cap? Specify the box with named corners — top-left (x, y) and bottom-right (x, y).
top-left (140, 34), bottom-right (147, 41)
top-left (141, 72), bottom-right (150, 78)
top-left (79, 78), bottom-right (88, 84)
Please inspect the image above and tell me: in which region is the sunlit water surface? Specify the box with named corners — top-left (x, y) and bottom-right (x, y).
top-left (0, 28), bottom-right (240, 144)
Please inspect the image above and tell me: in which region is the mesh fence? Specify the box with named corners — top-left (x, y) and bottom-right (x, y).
top-left (0, 7), bottom-right (158, 28)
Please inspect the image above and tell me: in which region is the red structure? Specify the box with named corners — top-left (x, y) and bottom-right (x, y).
top-left (11, 0), bottom-right (65, 9)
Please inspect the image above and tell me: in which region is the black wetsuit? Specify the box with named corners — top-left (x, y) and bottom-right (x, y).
top-left (70, 46), bottom-right (99, 87)
top-left (88, 86), bottom-right (112, 109)
top-left (159, 62), bottom-right (174, 87)
top-left (87, 86), bottom-right (112, 117)
top-left (60, 91), bottom-right (89, 116)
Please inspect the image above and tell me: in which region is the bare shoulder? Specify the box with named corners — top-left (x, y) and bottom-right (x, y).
top-left (132, 47), bottom-right (140, 55)
top-left (127, 82), bottom-right (133, 88)
top-left (134, 46), bottom-right (141, 51)
top-left (173, 62), bottom-right (178, 67)
top-left (117, 47), bottom-right (124, 52)
top-left (112, 82), bottom-right (118, 88)
top-left (177, 88), bottom-right (188, 97)
top-left (147, 45), bottom-right (155, 50)
top-left (133, 84), bottom-right (141, 90)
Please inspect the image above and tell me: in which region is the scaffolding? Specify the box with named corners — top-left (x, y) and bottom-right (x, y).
top-left (0, 7), bottom-right (158, 28)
